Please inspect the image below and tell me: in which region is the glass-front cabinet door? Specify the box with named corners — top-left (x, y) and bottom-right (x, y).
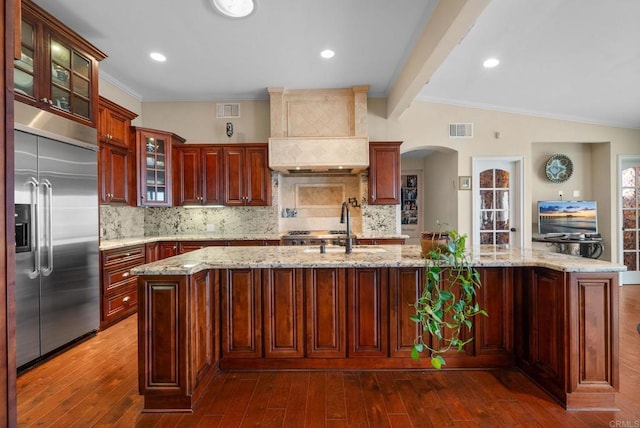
top-left (13, 1), bottom-right (105, 126)
top-left (49, 37), bottom-right (93, 120)
top-left (14, 18), bottom-right (36, 98)
top-left (144, 134), bottom-right (168, 205)
top-left (134, 127), bottom-right (185, 207)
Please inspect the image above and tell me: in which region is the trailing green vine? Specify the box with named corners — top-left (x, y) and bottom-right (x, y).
top-left (410, 228), bottom-right (488, 369)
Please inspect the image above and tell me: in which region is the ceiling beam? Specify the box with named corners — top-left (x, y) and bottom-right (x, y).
top-left (386, 0), bottom-right (490, 120)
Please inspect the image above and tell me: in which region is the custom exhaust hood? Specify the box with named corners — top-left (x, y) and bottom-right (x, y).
top-left (268, 86), bottom-right (369, 175)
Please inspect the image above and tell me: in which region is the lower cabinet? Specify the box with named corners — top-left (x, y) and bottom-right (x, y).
top-left (305, 268), bottom-right (347, 358)
top-left (348, 268), bottom-right (388, 357)
top-left (221, 268), bottom-right (262, 358)
top-left (263, 268), bottom-right (304, 358)
top-left (100, 244), bottom-right (145, 328)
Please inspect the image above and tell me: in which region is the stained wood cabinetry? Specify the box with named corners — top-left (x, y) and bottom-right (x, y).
top-left (347, 268), bottom-right (388, 357)
top-left (173, 143), bottom-right (271, 207)
top-left (305, 268), bottom-right (347, 358)
top-left (98, 97), bottom-right (137, 205)
top-left (133, 127), bottom-right (185, 207)
top-left (137, 271), bottom-right (216, 411)
top-left (223, 144), bottom-right (271, 206)
top-left (173, 145), bottom-right (224, 206)
top-left (368, 141), bottom-right (401, 205)
top-left (263, 268), bottom-right (304, 358)
top-left (389, 267), bottom-right (424, 357)
top-left (515, 268), bottom-right (619, 410)
top-left (100, 245), bottom-right (145, 328)
top-left (221, 269), bottom-right (262, 358)
top-left (14, 0), bottom-right (106, 126)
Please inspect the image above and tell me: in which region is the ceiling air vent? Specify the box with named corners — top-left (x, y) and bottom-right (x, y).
top-left (449, 123), bottom-right (473, 138)
top-left (216, 103), bottom-right (240, 118)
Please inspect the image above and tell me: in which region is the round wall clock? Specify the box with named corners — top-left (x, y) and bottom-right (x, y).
top-left (545, 154), bottom-right (573, 183)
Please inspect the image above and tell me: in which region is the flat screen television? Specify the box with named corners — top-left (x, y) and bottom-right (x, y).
top-left (537, 200), bottom-right (598, 235)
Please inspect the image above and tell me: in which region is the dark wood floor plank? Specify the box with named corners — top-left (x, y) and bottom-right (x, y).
top-left (217, 378), bottom-right (258, 427)
top-left (267, 371), bottom-right (293, 410)
top-left (260, 408), bottom-right (286, 428)
top-left (395, 378), bottom-right (435, 428)
top-left (373, 372), bottom-right (407, 415)
top-left (305, 372), bottom-right (327, 428)
top-left (360, 371), bottom-right (391, 428)
top-left (326, 371), bottom-right (347, 421)
top-left (282, 371), bottom-right (309, 427)
top-left (342, 372), bottom-right (369, 427)
top-left (240, 372), bottom-right (276, 428)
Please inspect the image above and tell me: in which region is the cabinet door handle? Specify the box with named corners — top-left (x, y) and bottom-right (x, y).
top-left (122, 296), bottom-right (131, 303)
top-left (122, 272), bottom-right (130, 278)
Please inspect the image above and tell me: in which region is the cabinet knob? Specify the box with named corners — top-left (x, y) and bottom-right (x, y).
top-left (122, 272), bottom-right (130, 278)
top-left (122, 296), bottom-right (131, 303)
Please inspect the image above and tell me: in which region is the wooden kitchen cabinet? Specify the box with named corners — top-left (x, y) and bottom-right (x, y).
top-left (221, 268), bottom-right (262, 358)
top-left (263, 268), bottom-right (304, 358)
top-left (517, 267), bottom-right (566, 399)
top-left (157, 241), bottom-right (179, 259)
top-left (98, 97), bottom-right (137, 148)
top-left (347, 268), bottom-right (388, 357)
top-left (305, 268), bottom-right (347, 358)
top-left (174, 145), bottom-right (224, 206)
top-left (389, 267), bottom-right (424, 357)
top-left (100, 244), bottom-right (145, 328)
top-left (98, 98), bottom-right (137, 205)
top-left (223, 144), bottom-right (271, 206)
top-left (14, 0), bottom-right (106, 126)
top-left (368, 141), bottom-right (402, 205)
top-left (133, 127), bottom-right (185, 207)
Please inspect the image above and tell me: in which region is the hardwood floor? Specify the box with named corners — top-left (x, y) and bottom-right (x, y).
top-left (17, 286), bottom-right (640, 427)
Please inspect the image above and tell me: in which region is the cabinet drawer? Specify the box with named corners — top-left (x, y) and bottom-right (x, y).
top-left (102, 245), bottom-right (145, 266)
top-left (104, 282), bottom-right (138, 322)
top-left (103, 262), bottom-right (139, 292)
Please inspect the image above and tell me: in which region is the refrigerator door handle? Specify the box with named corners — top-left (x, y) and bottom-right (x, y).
top-left (41, 178), bottom-right (54, 276)
top-left (27, 177), bottom-right (40, 279)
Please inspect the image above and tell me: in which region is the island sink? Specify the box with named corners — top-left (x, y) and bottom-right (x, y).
top-left (303, 246), bottom-right (387, 254)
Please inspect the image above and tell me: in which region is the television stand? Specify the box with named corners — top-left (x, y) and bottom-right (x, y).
top-left (533, 235), bottom-right (604, 259)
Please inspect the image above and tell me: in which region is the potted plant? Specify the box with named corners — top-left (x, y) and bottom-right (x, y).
top-left (411, 227), bottom-right (488, 369)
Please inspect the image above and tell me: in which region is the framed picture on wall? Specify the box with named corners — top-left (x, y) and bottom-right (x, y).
top-left (459, 176), bottom-right (471, 190)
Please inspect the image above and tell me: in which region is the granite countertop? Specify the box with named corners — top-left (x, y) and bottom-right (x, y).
top-left (130, 244), bottom-right (626, 276)
top-left (99, 233), bottom-right (410, 250)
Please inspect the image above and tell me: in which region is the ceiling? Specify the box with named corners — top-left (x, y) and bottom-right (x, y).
top-left (32, 0), bottom-right (640, 129)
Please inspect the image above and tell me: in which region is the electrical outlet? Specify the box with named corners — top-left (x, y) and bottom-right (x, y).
top-left (558, 190), bottom-right (563, 198)
top-left (573, 190), bottom-right (581, 198)
top-left (206, 224), bottom-right (215, 232)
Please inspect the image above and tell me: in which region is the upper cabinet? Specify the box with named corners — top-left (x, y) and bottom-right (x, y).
top-left (98, 97), bottom-right (138, 205)
top-left (223, 144), bottom-right (271, 206)
top-left (133, 127), bottom-right (185, 207)
top-left (174, 145), bottom-right (224, 206)
top-left (368, 142), bottom-right (402, 205)
top-left (14, 0), bottom-right (106, 127)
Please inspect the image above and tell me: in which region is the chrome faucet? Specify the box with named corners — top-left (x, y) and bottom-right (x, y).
top-left (340, 201), bottom-right (353, 254)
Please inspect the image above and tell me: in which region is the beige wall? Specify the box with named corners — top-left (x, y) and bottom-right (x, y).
top-left (95, 83), bottom-right (640, 262)
top-left (98, 78), bottom-right (143, 126)
top-left (141, 100), bottom-right (270, 143)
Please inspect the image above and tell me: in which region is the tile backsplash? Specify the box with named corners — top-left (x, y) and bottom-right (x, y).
top-left (100, 172), bottom-right (398, 240)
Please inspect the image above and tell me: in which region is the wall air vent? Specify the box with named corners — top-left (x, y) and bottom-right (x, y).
top-left (449, 123), bottom-right (473, 138)
top-left (216, 103), bottom-right (240, 118)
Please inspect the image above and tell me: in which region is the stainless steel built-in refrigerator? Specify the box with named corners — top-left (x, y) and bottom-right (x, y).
top-left (14, 122), bottom-right (99, 370)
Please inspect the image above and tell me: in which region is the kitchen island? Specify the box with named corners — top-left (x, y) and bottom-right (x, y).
top-left (132, 245), bottom-right (624, 413)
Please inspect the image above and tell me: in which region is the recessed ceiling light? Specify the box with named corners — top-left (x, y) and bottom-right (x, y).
top-left (320, 49), bottom-right (335, 59)
top-left (483, 57), bottom-right (499, 68)
top-left (212, 0), bottom-right (256, 18)
top-left (150, 52), bottom-right (167, 62)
